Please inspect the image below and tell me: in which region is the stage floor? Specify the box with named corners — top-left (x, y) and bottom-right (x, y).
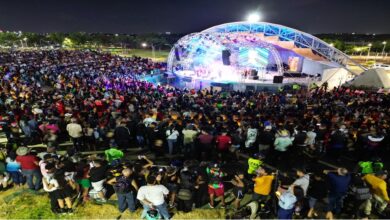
top-left (167, 73), bottom-right (314, 92)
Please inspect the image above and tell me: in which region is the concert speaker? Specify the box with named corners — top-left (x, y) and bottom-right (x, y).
top-left (273, 76), bottom-right (284, 84)
top-left (222, 49), bottom-right (231, 65)
top-left (250, 69), bottom-right (258, 76)
top-left (175, 47), bottom-right (180, 61)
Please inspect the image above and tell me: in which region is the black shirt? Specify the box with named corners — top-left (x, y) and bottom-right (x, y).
top-left (89, 165), bottom-right (107, 182)
top-left (308, 178), bottom-right (327, 199)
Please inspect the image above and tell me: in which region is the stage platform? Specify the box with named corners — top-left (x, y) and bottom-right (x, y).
top-left (164, 72), bottom-right (313, 92)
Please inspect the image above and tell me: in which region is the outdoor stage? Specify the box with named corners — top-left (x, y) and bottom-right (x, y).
top-left (166, 22), bottom-right (366, 91)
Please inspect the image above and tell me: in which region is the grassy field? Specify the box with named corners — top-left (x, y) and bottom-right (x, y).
top-left (0, 187), bottom-right (225, 219)
top-left (105, 48), bottom-right (170, 62)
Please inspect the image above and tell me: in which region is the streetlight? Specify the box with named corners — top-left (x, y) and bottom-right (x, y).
top-left (247, 13), bottom-right (261, 23)
top-left (366, 43), bottom-right (372, 62)
top-left (23, 37), bottom-right (28, 48)
top-left (141, 42), bottom-right (147, 48)
top-left (382, 41), bottom-right (387, 57)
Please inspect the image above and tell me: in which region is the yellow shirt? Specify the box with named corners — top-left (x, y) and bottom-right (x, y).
top-left (363, 174), bottom-right (389, 201)
top-left (254, 175), bottom-right (274, 196)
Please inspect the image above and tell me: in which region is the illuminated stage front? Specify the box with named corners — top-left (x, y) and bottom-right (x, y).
top-left (169, 31), bottom-right (286, 85)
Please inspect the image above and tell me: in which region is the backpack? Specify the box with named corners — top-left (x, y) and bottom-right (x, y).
top-left (114, 176), bottom-right (131, 194)
top-left (146, 209), bottom-right (161, 220)
top-left (352, 185), bottom-right (371, 200)
top-left (178, 188), bottom-right (193, 200)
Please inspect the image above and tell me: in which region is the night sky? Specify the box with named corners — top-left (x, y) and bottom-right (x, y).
top-left (0, 0), bottom-right (389, 34)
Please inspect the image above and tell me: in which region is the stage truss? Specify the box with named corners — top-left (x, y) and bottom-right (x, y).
top-left (168, 22), bottom-right (366, 77)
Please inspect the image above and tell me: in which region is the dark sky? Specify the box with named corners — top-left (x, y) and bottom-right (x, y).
top-left (0, 0), bottom-right (389, 34)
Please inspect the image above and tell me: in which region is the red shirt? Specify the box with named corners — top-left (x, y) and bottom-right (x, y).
top-left (16, 155), bottom-right (39, 170)
top-left (216, 135), bottom-right (232, 151)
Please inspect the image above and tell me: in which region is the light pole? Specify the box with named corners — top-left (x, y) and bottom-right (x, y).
top-left (365, 43), bottom-right (372, 62)
top-left (382, 41), bottom-right (387, 58)
top-left (247, 13), bottom-right (261, 22)
top-left (23, 37), bottom-right (28, 48)
top-left (247, 12), bottom-right (261, 32)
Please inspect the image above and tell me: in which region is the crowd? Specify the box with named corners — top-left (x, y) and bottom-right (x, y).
top-left (0, 49), bottom-right (390, 219)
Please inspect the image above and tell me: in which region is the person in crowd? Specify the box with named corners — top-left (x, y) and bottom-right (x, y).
top-left (166, 124), bottom-right (179, 156)
top-left (5, 151), bottom-right (24, 187)
top-left (177, 166), bottom-right (195, 212)
top-left (182, 124), bottom-right (198, 157)
top-left (107, 167), bottom-right (138, 217)
top-left (0, 171), bottom-right (11, 190)
top-left (230, 171), bottom-right (246, 210)
top-left (273, 129), bottom-right (292, 169)
top-left (42, 164), bottom-right (61, 213)
top-left (197, 129), bottom-right (214, 160)
top-left (215, 130), bottom-right (232, 162)
top-left (163, 167), bottom-right (179, 208)
top-left (349, 174), bottom-right (372, 219)
top-left (66, 118), bottom-right (83, 152)
top-left (245, 123), bottom-right (258, 151)
top-left (257, 124), bottom-right (274, 155)
top-left (104, 141), bottom-right (124, 166)
top-left (137, 175), bottom-right (170, 220)
top-left (307, 173), bottom-right (327, 218)
top-left (114, 120), bottom-right (131, 150)
top-left (328, 126), bottom-right (348, 161)
top-left (362, 170), bottom-right (389, 217)
top-left (324, 168), bottom-right (351, 219)
top-left (290, 167), bottom-right (310, 197)
top-left (276, 185), bottom-right (304, 219)
top-left (75, 159), bottom-right (92, 203)
top-left (88, 159), bottom-right (107, 202)
top-left (39, 154), bottom-right (55, 177)
top-left (252, 166), bottom-right (275, 202)
top-left (54, 170), bottom-right (77, 214)
top-left (16, 146), bottom-right (42, 190)
top-left (247, 153), bottom-right (264, 177)
top-left (206, 163), bottom-right (226, 209)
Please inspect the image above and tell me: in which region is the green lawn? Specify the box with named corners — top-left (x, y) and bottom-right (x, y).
top-left (105, 48), bottom-right (170, 62)
top-left (0, 188), bottom-right (225, 219)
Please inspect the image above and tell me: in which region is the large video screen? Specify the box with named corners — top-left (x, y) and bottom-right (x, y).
top-left (237, 47), bottom-right (270, 69)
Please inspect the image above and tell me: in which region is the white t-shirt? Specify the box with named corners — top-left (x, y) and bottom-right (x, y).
top-left (0, 173), bottom-right (10, 186)
top-left (66, 123), bottom-right (83, 138)
top-left (166, 130), bottom-right (179, 140)
top-left (290, 174), bottom-right (310, 196)
top-left (247, 128), bottom-right (258, 142)
top-left (43, 176), bottom-right (59, 192)
top-left (137, 184), bottom-right (169, 206)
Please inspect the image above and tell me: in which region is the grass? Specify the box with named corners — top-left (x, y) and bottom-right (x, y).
top-left (0, 187), bottom-right (225, 219)
top-left (105, 48), bottom-right (170, 62)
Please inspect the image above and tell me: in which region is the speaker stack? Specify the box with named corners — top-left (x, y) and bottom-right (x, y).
top-left (222, 50), bottom-right (231, 65)
top-left (273, 76), bottom-right (284, 84)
